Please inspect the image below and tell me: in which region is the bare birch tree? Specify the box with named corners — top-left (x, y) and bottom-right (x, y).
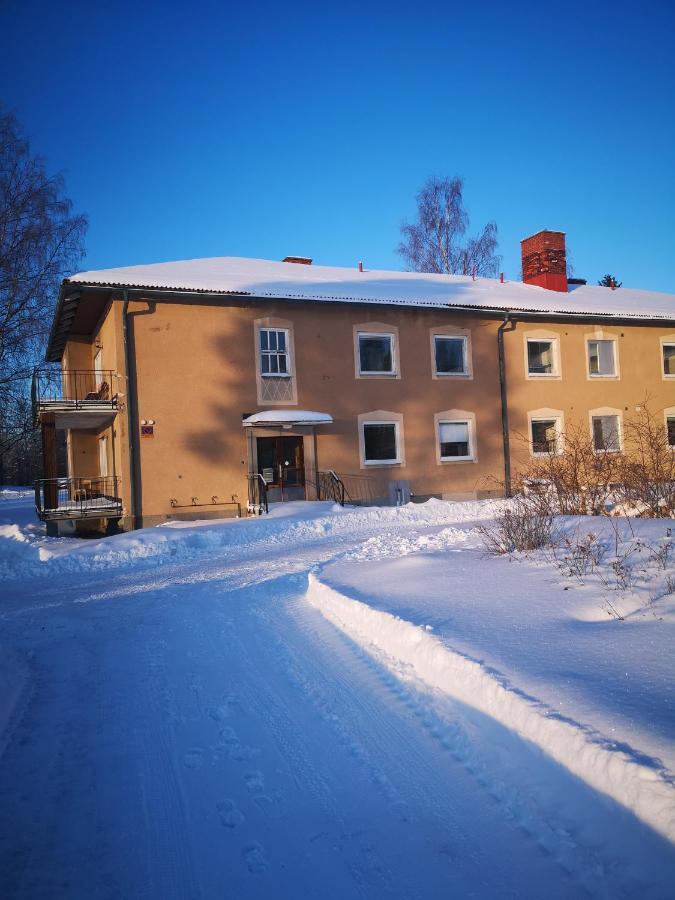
top-left (0, 108), bottom-right (87, 482)
top-left (397, 176), bottom-right (500, 277)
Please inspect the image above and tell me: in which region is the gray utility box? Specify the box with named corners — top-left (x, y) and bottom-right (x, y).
top-left (388, 480), bottom-right (411, 506)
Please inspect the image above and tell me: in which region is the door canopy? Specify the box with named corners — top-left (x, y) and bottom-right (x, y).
top-left (242, 410), bottom-right (333, 427)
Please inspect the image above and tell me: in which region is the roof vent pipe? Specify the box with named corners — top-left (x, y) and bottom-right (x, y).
top-left (358, 261), bottom-right (363, 272)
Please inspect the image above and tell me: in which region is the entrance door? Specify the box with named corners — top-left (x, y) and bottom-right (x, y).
top-left (256, 436), bottom-right (305, 502)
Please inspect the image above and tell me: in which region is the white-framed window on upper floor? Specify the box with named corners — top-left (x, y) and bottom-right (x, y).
top-left (259, 327), bottom-right (290, 377)
top-left (526, 339), bottom-right (558, 376)
top-left (591, 411), bottom-right (622, 452)
top-left (434, 335), bottom-right (468, 376)
top-left (587, 338), bottom-right (618, 378)
top-left (357, 332), bottom-right (396, 376)
top-left (662, 342), bottom-right (675, 378)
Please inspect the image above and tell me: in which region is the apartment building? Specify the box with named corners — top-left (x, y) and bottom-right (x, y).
top-left (33, 230), bottom-right (675, 533)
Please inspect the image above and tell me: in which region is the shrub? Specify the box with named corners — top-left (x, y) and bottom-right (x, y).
top-left (478, 495), bottom-right (554, 555)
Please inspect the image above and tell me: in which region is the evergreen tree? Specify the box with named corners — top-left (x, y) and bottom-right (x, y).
top-left (598, 274), bottom-right (622, 288)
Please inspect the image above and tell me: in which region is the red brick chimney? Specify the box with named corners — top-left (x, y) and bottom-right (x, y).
top-left (282, 256), bottom-right (312, 265)
top-left (521, 230), bottom-right (568, 292)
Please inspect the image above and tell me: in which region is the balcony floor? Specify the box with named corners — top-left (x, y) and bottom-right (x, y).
top-left (37, 403), bottom-right (117, 430)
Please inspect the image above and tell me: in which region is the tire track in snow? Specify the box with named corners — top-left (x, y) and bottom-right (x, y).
top-left (307, 572), bottom-right (675, 896)
top-left (244, 577), bottom-right (605, 899)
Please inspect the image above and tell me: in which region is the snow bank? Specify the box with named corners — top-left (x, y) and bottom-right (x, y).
top-left (306, 573), bottom-right (675, 843)
top-left (0, 498), bottom-right (502, 582)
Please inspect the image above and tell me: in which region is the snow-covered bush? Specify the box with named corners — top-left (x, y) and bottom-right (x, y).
top-left (478, 495), bottom-right (554, 555)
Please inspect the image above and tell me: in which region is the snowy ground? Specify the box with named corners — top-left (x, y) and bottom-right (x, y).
top-left (1, 490), bottom-right (674, 898)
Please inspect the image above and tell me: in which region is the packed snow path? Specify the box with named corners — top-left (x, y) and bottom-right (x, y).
top-left (1, 499), bottom-right (674, 898)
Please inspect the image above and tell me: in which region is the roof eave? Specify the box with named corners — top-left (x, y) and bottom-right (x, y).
top-left (44, 278), bottom-right (675, 362)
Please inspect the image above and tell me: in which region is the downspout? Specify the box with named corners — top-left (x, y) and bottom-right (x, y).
top-left (122, 291), bottom-right (139, 527)
top-left (497, 314), bottom-right (513, 498)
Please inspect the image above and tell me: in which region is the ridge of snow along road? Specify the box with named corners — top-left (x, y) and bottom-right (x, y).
top-left (306, 573), bottom-right (675, 845)
top-left (0, 499), bottom-right (500, 582)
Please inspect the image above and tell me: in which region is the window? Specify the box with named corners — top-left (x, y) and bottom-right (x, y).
top-left (434, 336), bottom-right (467, 375)
top-left (592, 415), bottom-right (620, 451)
top-left (260, 328), bottom-right (289, 376)
top-left (363, 422), bottom-right (400, 464)
top-left (438, 421), bottom-right (472, 460)
top-left (663, 344), bottom-right (675, 377)
top-left (588, 340), bottom-right (616, 377)
top-left (531, 419), bottom-right (559, 455)
top-left (667, 417), bottom-right (675, 448)
top-left (527, 340), bottom-right (556, 376)
top-left (93, 347), bottom-right (103, 389)
top-left (358, 333), bottom-right (395, 374)
top-left (99, 436), bottom-right (108, 477)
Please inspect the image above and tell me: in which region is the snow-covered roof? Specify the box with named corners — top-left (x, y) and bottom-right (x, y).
top-left (242, 410), bottom-right (333, 427)
top-left (65, 256), bottom-right (675, 321)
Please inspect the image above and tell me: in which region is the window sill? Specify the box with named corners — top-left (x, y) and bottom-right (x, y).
top-left (439, 457), bottom-right (475, 464)
top-left (261, 373), bottom-right (292, 379)
top-left (588, 373), bottom-right (619, 380)
top-left (358, 371), bottom-right (398, 377)
top-left (434, 371), bottom-right (471, 378)
top-left (526, 372), bottom-right (560, 378)
top-left (363, 460), bottom-right (401, 467)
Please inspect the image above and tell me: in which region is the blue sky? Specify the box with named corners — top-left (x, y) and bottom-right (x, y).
top-left (1, 0), bottom-right (674, 291)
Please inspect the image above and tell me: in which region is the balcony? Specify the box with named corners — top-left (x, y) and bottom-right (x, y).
top-left (32, 368), bottom-right (118, 429)
top-left (34, 476), bottom-right (122, 521)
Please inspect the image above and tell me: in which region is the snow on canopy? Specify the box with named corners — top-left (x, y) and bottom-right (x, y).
top-left (66, 256), bottom-right (675, 321)
top-left (242, 410), bottom-right (333, 426)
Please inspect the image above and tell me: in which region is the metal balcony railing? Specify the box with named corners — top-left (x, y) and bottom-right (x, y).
top-left (34, 476), bottom-right (122, 521)
top-left (32, 368), bottom-right (118, 420)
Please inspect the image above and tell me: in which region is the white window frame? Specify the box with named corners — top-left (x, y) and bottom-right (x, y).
top-left (587, 338), bottom-right (618, 378)
top-left (437, 419), bottom-right (474, 462)
top-left (591, 413), bottom-right (622, 453)
top-left (530, 417), bottom-right (562, 457)
top-left (361, 420), bottom-right (401, 466)
top-left (526, 338), bottom-right (559, 377)
top-left (259, 327), bottom-right (291, 378)
top-left (357, 332), bottom-right (397, 376)
top-left (433, 335), bottom-right (468, 377)
top-left (662, 342), bottom-right (675, 379)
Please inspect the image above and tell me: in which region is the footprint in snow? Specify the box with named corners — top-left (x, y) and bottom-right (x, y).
top-left (254, 792), bottom-right (286, 819)
top-left (244, 770), bottom-right (265, 792)
top-left (217, 798), bottom-right (244, 828)
top-left (242, 841), bottom-right (268, 873)
top-left (183, 748), bottom-right (204, 770)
